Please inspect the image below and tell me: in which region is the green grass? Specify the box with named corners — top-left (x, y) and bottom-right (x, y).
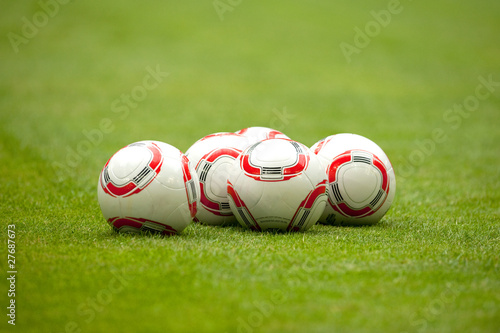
top-left (1, 0), bottom-right (499, 332)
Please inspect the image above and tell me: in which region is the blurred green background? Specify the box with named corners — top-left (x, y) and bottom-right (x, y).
top-left (1, 0), bottom-right (499, 332)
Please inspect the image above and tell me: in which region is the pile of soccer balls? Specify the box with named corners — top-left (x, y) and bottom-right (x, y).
top-left (97, 127), bottom-right (396, 235)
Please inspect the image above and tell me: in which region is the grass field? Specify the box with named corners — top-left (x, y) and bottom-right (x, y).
top-left (1, 1), bottom-right (499, 332)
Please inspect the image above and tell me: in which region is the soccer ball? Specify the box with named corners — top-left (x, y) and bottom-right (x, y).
top-left (311, 133), bottom-right (396, 225)
top-left (235, 126), bottom-right (290, 145)
top-left (227, 138), bottom-right (328, 232)
top-left (97, 140), bottom-right (200, 235)
top-left (185, 132), bottom-right (250, 225)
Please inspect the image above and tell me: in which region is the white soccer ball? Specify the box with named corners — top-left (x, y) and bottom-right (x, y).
top-left (311, 133), bottom-right (396, 225)
top-left (227, 138), bottom-right (328, 232)
top-left (235, 126), bottom-right (290, 145)
top-left (97, 140), bottom-right (200, 235)
top-left (185, 132), bottom-right (250, 225)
